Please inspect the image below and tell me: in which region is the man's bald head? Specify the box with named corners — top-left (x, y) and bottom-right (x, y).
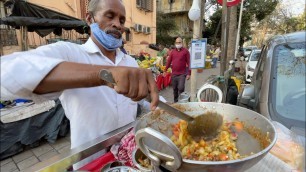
top-left (88, 0), bottom-right (123, 15)
top-left (175, 37), bottom-right (183, 43)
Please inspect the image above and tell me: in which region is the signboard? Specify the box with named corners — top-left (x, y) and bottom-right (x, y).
top-left (217, 0), bottom-right (241, 7)
top-left (190, 39), bottom-right (207, 69)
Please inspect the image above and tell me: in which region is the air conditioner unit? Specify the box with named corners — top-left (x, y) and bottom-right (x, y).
top-left (134, 24), bottom-right (143, 32)
top-left (143, 27), bottom-right (151, 34)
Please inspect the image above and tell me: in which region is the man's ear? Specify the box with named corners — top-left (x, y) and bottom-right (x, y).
top-left (85, 12), bottom-right (94, 25)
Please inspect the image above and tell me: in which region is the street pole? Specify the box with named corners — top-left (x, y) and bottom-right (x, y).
top-left (234, 0), bottom-right (244, 59)
top-left (20, 26), bottom-right (28, 51)
top-left (0, 37), bottom-right (3, 56)
top-left (220, 0), bottom-right (228, 76)
top-left (190, 0), bottom-right (203, 102)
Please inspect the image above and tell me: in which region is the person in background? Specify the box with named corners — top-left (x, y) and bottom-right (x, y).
top-left (157, 44), bottom-right (168, 65)
top-left (162, 47), bottom-right (169, 65)
top-left (212, 44), bottom-right (221, 68)
top-left (165, 37), bottom-right (191, 102)
top-left (165, 45), bottom-right (174, 66)
top-left (0, 0), bottom-right (158, 168)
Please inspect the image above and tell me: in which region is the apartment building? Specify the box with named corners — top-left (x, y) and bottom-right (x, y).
top-left (157, 0), bottom-right (193, 40)
top-left (1, 0), bottom-right (157, 56)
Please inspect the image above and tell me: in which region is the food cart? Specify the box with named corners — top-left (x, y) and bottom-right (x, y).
top-left (23, 102), bottom-right (300, 172)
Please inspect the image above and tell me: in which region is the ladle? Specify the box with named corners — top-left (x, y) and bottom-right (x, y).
top-left (99, 69), bottom-right (223, 139)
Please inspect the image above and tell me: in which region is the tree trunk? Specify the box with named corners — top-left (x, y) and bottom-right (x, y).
top-left (226, 5), bottom-right (237, 68)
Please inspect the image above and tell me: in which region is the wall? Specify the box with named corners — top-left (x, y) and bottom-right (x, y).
top-left (27, 0), bottom-right (81, 18)
top-left (123, 0), bottom-right (157, 56)
top-left (157, 0), bottom-right (193, 39)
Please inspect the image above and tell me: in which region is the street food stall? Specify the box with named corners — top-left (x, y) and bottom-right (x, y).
top-left (24, 102), bottom-right (303, 172)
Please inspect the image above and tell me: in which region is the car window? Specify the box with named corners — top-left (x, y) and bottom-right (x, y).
top-left (250, 51), bottom-right (261, 61)
top-left (272, 42), bottom-right (305, 122)
top-left (253, 46), bottom-right (267, 103)
top-left (254, 47), bottom-right (267, 81)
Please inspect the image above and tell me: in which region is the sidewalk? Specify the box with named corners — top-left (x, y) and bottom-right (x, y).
top-left (0, 65), bottom-right (221, 172)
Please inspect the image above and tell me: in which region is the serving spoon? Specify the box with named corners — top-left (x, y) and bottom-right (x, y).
top-left (99, 69), bottom-right (223, 139)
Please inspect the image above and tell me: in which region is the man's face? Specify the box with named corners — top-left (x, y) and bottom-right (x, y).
top-left (175, 38), bottom-right (182, 46)
top-left (88, 0), bottom-right (126, 39)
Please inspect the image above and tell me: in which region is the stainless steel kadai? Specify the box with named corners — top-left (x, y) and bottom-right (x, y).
top-left (99, 69), bottom-right (223, 139)
top-left (134, 102), bottom-right (277, 172)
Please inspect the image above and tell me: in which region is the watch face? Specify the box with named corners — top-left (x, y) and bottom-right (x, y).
top-left (100, 69), bottom-right (116, 84)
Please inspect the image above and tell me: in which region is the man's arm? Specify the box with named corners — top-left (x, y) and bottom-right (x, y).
top-left (33, 62), bottom-right (158, 104)
top-left (1, 43), bottom-right (159, 110)
top-left (165, 51), bottom-right (173, 71)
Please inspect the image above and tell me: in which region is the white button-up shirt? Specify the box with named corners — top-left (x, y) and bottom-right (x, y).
top-left (1, 38), bottom-right (139, 149)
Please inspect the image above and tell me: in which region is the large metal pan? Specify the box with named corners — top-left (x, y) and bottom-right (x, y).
top-left (134, 102), bottom-right (277, 172)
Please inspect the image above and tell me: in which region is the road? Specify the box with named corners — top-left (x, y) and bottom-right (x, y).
top-left (160, 65), bottom-right (221, 102)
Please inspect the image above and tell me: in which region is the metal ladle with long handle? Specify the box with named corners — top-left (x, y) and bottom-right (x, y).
top-left (99, 69), bottom-right (223, 139)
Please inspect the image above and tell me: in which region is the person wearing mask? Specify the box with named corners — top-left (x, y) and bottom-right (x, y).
top-left (165, 37), bottom-right (191, 102)
top-left (1, 0), bottom-right (159, 168)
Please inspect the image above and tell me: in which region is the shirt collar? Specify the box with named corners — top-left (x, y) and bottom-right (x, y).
top-left (82, 38), bottom-right (125, 65)
top-left (82, 38), bottom-right (100, 53)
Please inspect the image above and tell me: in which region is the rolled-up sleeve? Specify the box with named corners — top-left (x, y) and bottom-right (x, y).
top-left (1, 42), bottom-right (70, 102)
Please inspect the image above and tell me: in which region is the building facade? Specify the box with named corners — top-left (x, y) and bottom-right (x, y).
top-left (2, 0), bottom-right (157, 56)
top-left (157, 0), bottom-right (193, 40)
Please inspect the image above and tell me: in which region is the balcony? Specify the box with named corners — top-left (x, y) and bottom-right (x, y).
top-left (162, 6), bottom-right (190, 14)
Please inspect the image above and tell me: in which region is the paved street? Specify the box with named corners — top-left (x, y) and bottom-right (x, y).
top-left (0, 64), bottom-right (221, 172)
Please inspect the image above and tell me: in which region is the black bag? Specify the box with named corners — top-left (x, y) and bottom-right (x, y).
top-left (226, 78), bottom-right (239, 105)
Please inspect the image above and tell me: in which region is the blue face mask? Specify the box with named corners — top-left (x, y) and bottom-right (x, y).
top-left (90, 23), bottom-right (123, 51)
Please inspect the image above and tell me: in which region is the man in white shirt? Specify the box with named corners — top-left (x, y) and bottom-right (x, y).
top-left (1, 0), bottom-right (159, 168)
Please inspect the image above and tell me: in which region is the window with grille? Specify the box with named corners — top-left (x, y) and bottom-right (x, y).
top-left (136, 0), bottom-right (153, 12)
top-left (125, 28), bottom-right (131, 41)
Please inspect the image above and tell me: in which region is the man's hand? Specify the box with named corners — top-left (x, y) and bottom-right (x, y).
top-left (186, 75), bottom-right (190, 80)
top-left (108, 67), bottom-right (159, 110)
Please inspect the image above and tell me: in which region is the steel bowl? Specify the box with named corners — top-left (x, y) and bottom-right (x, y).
top-left (134, 102), bottom-right (277, 172)
top-left (132, 148), bottom-right (153, 172)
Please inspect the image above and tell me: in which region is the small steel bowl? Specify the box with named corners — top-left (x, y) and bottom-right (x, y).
top-left (132, 148), bottom-right (153, 172)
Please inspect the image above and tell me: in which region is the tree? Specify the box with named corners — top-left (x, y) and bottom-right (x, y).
top-left (252, 3), bottom-right (305, 45)
top-left (204, 0), bottom-right (279, 46)
top-left (296, 11), bottom-right (306, 31)
top-left (156, 12), bottom-right (178, 47)
top-left (227, 6), bottom-right (237, 60)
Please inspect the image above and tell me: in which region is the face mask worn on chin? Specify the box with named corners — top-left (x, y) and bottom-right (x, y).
top-left (90, 23), bottom-right (123, 51)
top-left (176, 44), bottom-right (183, 49)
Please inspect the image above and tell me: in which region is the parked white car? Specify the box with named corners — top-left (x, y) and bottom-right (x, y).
top-left (245, 49), bottom-right (261, 82)
top-left (243, 46), bottom-right (258, 59)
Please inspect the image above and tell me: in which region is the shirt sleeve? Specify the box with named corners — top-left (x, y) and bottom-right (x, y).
top-left (0, 42), bottom-right (71, 102)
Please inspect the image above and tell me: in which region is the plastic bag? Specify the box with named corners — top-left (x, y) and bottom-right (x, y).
top-left (270, 121), bottom-right (305, 171)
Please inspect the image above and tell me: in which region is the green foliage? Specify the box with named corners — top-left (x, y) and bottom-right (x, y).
top-left (156, 12), bottom-right (178, 46)
top-left (257, 4), bottom-right (305, 35)
top-left (296, 11), bottom-right (306, 31)
top-left (204, 0), bottom-right (279, 46)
